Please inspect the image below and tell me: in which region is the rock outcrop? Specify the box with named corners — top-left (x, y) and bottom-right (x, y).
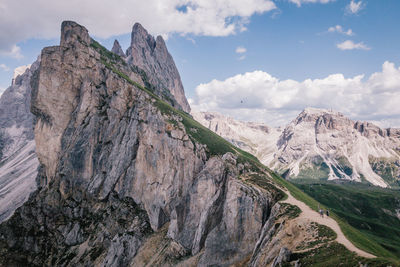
top-left (194, 108), bottom-right (400, 187)
top-left (0, 60), bottom-right (39, 222)
top-left (0, 21), bottom-right (287, 266)
top-left (126, 23), bottom-right (191, 113)
top-left (192, 111), bottom-right (282, 164)
top-left (111, 40), bottom-right (126, 58)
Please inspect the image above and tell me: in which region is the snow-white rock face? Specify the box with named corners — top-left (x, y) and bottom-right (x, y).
top-left (0, 61), bottom-right (39, 221)
top-left (194, 108), bottom-right (400, 187)
top-left (192, 111), bottom-right (282, 164)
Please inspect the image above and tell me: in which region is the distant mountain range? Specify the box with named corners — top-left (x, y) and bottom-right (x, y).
top-left (0, 20), bottom-right (398, 265)
top-left (0, 60), bottom-right (39, 222)
top-left (193, 108), bottom-right (400, 187)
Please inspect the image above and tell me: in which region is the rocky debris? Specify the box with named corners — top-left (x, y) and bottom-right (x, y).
top-left (0, 21), bottom-right (287, 266)
top-left (194, 108), bottom-right (400, 187)
top-left (126, 23), bottom-right (191, 113)
top-left (0, 59), bottom-right (40, 222)
top-left (111, 40), bottom-right (126, 58)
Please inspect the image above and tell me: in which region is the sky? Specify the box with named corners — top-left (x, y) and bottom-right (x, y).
top-left (1, 0), bottom-right (400, 127)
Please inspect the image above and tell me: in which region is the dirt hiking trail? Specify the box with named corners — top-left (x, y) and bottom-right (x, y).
top-left (281, 190), bottom-right (376, 258)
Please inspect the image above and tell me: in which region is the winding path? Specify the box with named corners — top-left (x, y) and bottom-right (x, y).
top-left (281, 191), bottom-right (376, 259)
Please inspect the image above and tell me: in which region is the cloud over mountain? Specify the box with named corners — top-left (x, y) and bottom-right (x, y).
top-left (191, 61), bottom-right (400, 127)
top-left (0, 0), bottom-right (276, 56)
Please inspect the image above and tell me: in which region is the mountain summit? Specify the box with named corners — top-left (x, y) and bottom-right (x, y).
top-left (0, 21), bottom-right (394, 266)
top-left (111, 39), bottom-right (125, 58)
top-left (126, 23), bottom-right (191, 113)
top-left (194, 108), bottom-right (400, 187)
top-left (0, 21), bottom-right (289, 266)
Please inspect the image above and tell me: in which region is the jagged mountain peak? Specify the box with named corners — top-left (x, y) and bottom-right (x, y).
top-left (294, 107), bottom-right (347, 124)
top-left (196, 109), bottom-right (400, 188)
top-left (0, 20), bottom-right (297, 266)
top-left (127, 22), bottom-right (191, 113)
top-left (60, 20), bottom-right (90, 46)
top-left (12, 64), bottom-right (31, 85)
top-left (301, 107), bottom-right (342, 116)
top-left (111, 39), bottom-right (126, 58)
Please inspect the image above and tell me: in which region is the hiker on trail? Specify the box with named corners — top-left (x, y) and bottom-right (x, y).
top-left (319, 209), bottom-right (324, 218)
top-left (326, 209), bottom-right (330, 217)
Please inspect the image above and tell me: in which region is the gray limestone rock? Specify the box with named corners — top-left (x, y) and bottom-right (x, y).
top-left (272, 247), bottom-right (292, 267)
top-left (111, 39), bottom-right (126, 58)
top-left (0, 21), bottom-right (286, 266)
top-left (127, 23), bottom-right (191, 113)
top-left (60, 20), bottom-right (91, 46)
top-left (0, 59), bottom-right (40, 222)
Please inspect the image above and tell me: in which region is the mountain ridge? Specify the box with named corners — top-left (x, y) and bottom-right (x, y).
top-left (193, 108), bottom-right (400, 187)
top-left (0, 21), bottom-right (286, 266)
top-left (0, 20), bottom-right (396, 266)
top-left (0, 59), bottom-right (39, 222)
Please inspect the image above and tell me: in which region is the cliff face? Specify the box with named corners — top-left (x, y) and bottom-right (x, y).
top-left (192, 111), bottom-right (282, 164)
top-left (0, 60), bottom-right (39, 222)
top-left (0, 21), bottom-right (287, 266)
top-left (194, 108), bottom-right (400, 187)
top-left (273, 108), bottom-right (400, 187)
top-left (126, 23), bottom-right (191, 113)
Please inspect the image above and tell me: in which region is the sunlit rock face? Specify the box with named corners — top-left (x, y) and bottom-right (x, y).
top-left (0, 21), bottom-right (285, 266)
top-left (194, 108), bottom-right (400, 187)
top-left (0, 60), bottom-right (40, 222)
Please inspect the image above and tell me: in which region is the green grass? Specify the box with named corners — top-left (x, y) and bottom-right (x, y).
top-left (369, 156), bottom-right (400, 186)
top-left (267, 171), bottom-right (398, 261)
top-left (296, 181), bottom-right (400, 259)
top-left (245, 173), bottom-right (286, 202)
top-left (279, 203), bottom-right (302, 219)
top-left (90, 39), bottom-right (126, 65)
top-left (89, 38), bottom-right (400, 265)
top-left (296, 156), bottom-right (330, 180)
top-left (90, 39), bottom-right (263, 168)
top-left (293, 241), bottom-right (398, 267)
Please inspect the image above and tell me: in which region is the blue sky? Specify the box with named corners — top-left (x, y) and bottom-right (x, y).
top-left (1, 0), bottom-right (400, 126)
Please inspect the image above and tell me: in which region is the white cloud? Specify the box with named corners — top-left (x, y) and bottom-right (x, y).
top-left (328, 25), bottom-right (353, 36)
top-left (235, 46), bottom-right (247, 54)
top-left (337, 40), bottom-right (370, 50)
top-left (346, 0), bottom-right (364, 14)
top-left (0, 87), bottom-right (5, 97)
top-left (191, 61), bottom-right (400, 128)
top-left (0, 0), bottom-right (276, 57)
top-left (235, 46), bottom-right (247, 60)
top-left (289, 0), bottom-right (334, 7)
top-left (0, 64), bottom-right (10, 72)
top-left (0, 44), bottom-right (23, 59)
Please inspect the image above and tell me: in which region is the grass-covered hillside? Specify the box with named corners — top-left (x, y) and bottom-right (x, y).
top-left (92, 39), bottom-right (400, 265)
top-left (295, 181), bottom-right (400, 258)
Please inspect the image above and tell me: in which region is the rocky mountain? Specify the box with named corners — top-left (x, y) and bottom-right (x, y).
top-left (111, 40), bottom-right (125, 58)
top-left (0, 61), bottom-right (39, 222)
top-left (0, 21), bottom-right (301, 266)
top-left (192, 111), bottom-right (282, 164)
top-left (126, 23), bottom-right (191, 113)
top-left (0, 20), bottom-right (395, 267)
top-left (193, 108), bottom-right (400, 187)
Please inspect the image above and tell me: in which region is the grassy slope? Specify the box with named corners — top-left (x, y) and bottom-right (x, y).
top-left (296, 181), bottom-right (400, 258)
top-left (90, 39), bottom-right (261, 167)
top-left (268, 171), bottom-right (398, 260)
top-left (90, 40), bottom-right (399, 265)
